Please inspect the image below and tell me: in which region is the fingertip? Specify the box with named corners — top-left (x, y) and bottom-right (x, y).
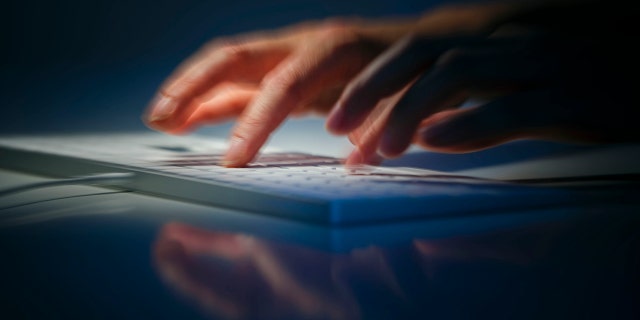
top-left (142, 113), bottom-right (161, 130)
top-left (344, 148), bottom-right (364, 166)
top-left (221, 137), bottom-right (253, 168)
top-left (146, 95), bottom-right (179, 123)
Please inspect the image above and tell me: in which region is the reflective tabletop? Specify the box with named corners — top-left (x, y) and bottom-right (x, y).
top-left (1, 169), bottom-right (639, 319)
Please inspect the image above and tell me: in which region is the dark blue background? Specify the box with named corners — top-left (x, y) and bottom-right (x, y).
top-left (2, 0), bottom-right (449, 134)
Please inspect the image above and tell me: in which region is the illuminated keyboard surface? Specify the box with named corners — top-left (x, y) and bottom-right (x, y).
top-left (0, 133), bottom-right (574, 224)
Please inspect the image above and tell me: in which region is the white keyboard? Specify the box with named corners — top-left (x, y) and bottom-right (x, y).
top-left (0, 133), bottom-right (576, 225)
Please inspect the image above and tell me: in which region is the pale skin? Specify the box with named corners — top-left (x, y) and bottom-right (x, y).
top-left (144, 0), bottom-right (638, 167)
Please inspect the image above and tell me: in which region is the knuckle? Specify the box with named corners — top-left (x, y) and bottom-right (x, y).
top-left (200, 38), bottom-right (224, 54)
top-left (231, 124), bottom-right (254, 143)
top-left (318, 27), bottom-right (380, 77)
top-left (316, 20), bottom-right (367, 54)
top-left (263, 70), bottom-right (304, 103)
top-left (343, 77), bottom-right (367, 97)
top-left (242, 111), bottom-right (266, 128)
top-left (288, 19), bottom-right (320, 32)
top-left (234, 113), bottom-right (267, 141)
top-left (216, 42), bottom-right (251, 62)
top-left (158, 87), bottom-right (178, 100)
top-left (318, 18), bottom-right (355, 37)
top-left (202, 38), bottom-right (252, 62)
top-left (162, 76), bottom-right (199, 98)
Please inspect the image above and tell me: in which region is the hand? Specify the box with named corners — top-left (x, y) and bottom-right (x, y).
top-left (143, 3), bottom-right (516, 167)
top-left (144, 19), bottom-right (410, 167)
top-left (328, 0), bottom-right (640, 164)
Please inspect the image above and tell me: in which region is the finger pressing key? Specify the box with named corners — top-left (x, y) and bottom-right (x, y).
top-left (222, 29), bottom-right (383, 167)
top-left (145, 38), bottom-right (291, 131)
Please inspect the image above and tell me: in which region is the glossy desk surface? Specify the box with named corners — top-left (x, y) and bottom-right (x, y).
top-left (1, 141), bottom-right (640, 319)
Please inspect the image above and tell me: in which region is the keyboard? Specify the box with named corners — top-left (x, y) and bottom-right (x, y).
top-left (0, 132), bottom-right (578, 225)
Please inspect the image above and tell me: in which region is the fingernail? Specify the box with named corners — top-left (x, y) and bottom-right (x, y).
top-left (420, 123), bottom-right (461, 146)
top-left (148, 96), bottom-right (178, 122)
top-left (221, 138), bottom-right (248, 167)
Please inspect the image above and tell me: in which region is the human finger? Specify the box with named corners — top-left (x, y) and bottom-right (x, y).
top-left (379, 45), bottom-right (556, 157)
top-left (223, 30), bottom-right (383, 167)
top-left (344, 102), bottom-right (389, 166)
top-left (145, 37), bottom-right (292, 130)
top-left (344, 86), bottom-right (410, 165)
top-left (327, 35), bottom-right (480, 134)
top-left (169, 85), bottom-right (258, 134)
top-left (174, 83), bottom-right (341, 134)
